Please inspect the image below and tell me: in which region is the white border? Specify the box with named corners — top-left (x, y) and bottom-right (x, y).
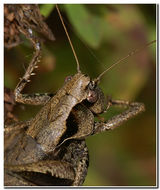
top-left (1, 2), bottom-right (158, 190)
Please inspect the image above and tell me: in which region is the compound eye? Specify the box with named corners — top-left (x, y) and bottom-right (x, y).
top-left (65, 76), bottom-right (72, 82)
top-left (87, 90), bottom-right (98, 103)
top-left (88, 81), bottom-right (96, 90)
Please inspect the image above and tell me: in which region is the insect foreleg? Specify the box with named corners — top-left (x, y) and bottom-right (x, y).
top-left (14, 27), bottom-right (42, 104)
top-left (4, 120), bottom-right (32, 133)
top-left (15, 93), bottom-right (54, 105)
top-left (93, 100), bottom-right (145, 134)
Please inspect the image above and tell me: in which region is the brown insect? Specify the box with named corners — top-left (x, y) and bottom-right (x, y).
top-left (4, 4), bottom-right (156, 186)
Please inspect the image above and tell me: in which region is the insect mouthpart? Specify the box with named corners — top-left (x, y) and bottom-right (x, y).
top-left (87, 81), bottom-right (98, 103)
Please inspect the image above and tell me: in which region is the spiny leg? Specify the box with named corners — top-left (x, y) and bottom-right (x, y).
top-left (5, 171), bottom-right (36, 186)
top-left (15, 93), bottom-right (54, 105)
top-left (5, 160), bottom-right (75, 186)
top-left (72, 143), bottom-right (89, 186)
top-left (4, 120), bottom-right (32, 133)
top-left (14, 26), bottom-right (43, 104)
top-left (93, 100), bottom-right (145, 135)
top-left (14, 43), bottom-right (41, 103)
top-left (4, 93), bottom-right (54, 131)
top-left (14, 61), bottom-right (54, 105)
top-left (14, 26), bottom-right (55, 105)
top-left (14, 28), bottom-right (54, 105)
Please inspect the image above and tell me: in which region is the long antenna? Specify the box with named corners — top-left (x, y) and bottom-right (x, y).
top-left (95, 40), bottom-right (156, 83)
top-left (56, 4), bottom-right (81, 73)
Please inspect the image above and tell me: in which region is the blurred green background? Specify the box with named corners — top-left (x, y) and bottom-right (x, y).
top-left (4, 4), bottom-right (156, 186)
